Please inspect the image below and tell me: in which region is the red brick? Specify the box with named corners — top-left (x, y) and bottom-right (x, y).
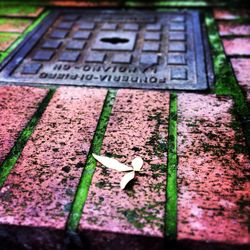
top-left (80, 90), bottom-right (169, 247)
top-left (0, 86), bottom-right (48, 165)
top-left (0, 18), bottom-right (32, 33)
top-left (223, 38), bottom-right (250, 56)
top-left (219, 23), bottom-right (250, 36)
top-left (0, 7), bottom-right (44, 17)
top-left (0, 33), bottom-right (19, 51)
top-left (214, 9), bottom-right (250, 20)
top-left (45, 1), bottom-right (118, 7)
top-left (231, 58), bottom-right (250, 83)
top-left (0, 87), bottom-right (107, 229)
top-left (231, 58), bottom-right (250, 102)
top-left (177, 93), bottom-right (249, 245)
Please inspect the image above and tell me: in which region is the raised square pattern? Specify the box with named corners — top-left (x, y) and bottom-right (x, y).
top-left (0, 9), bottom-right (210, 90)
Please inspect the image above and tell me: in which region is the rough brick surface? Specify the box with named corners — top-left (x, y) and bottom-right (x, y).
top-left (223, 38), bottom-right (250, 56)
top-left (231, 58), bottom-right (250, 102)
top-left (0, 7), bottom-right (44, 17)
top-left (0, 86), bottom-right (48, 165)
top-left (219, 23), bottom-right (250, 36)
top-left (0, 18), bottom-right (32, 33)
top-left (41, 1), bottom-right (118, 7)
top-left (0, 87), bottom-right (107, 229)
top-left (80, 90), bottom-right (169, 244)
top-left (214, 9), bottom-right (250, 20)
top-left (177, 93), bottom-right (250, 245)
top-left (0, 33), bottom-right (19, 51)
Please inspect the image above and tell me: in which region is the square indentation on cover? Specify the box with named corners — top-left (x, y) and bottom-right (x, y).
top-left (73, 31), bottom-right (91, 40)
top-left (63, 14), bottom-right (79, 21)
top-left (58, 51), bottom-right (80, 62)
top-left (142, 42), bottom-right (160, 52)
top-left (101, 23), bottom-right (117, 30)
top-left (42, 40), bottom-right (62, 49)
top-left (33, 50), bottom-right (54, 61)
top-left (66, 41), bottom-right (86, 50)
top-left (168, 54), bottom-right (186, 65)
top-left (78, 22), bottom-right (95, 30)
top-left (144, 32), bottom-right (161, 41)
top-left (50, 30), bottom-right (68, 39)
top-left (146, 24), bottom-right (162, 31)
top-left (171, 68), bottom-right (187, 80)
top-left (169, 32), bottom-right (186, 41)
top-left (169, 42), bottom-right (186, 52)
top-left (123, 23), bottom-right (139, 31)
top-left (169, 23), bottom-right (186, 31)
top-left (112, 54), bottom-right (132, 64)
top-left (22, 63), bottom-right (42, 74)
top-left (140, 54), bottom-right (159, 65)
top-left (171, 16), bottom-right (185, 22)
top-left (57, 21), bottom-right (74, 30)
top-left (85, 52), bottom-right (106, 63)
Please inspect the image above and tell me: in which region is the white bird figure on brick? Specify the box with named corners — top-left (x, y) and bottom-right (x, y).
top-left (92, 153), bottom-right (143, 189)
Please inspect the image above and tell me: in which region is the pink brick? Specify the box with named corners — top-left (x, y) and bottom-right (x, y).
top-left (0, 33), bottom-right (19, 51)
top-left (177, 93), bottom-right (250, 245)
top-left (214, 9), bottom-right (250, 20)
top-left (231, 58), bottom-right (250, 83)
top-left (0, 86), bottom-right (48, 165)
top-left (47, 1), bottom-right (118, 7)
top-left (0, 7), bottom-right (44, 17)
top-left (0, 18), bottom-right (32, 33)
top-left (80, 90), bottom-right (169, 244)
top-left (231, 58), bottom-right (250, 102)
top-left (0, 87), bottom-right (107, 229)
top-left (223, 38), bottom-right (250, 56)
top-left (219, 23), bottom-right (250, 36)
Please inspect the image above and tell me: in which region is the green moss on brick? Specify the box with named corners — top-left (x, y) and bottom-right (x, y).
top-left (67, 90), bottom-right (117, 231)
top-left (146, 112), bottom-right (168, 157)
top-left (205, 12), bottom-right (250, 154)
top-left (205, 13), bottom-right (249, 117)
top-left (119, 202), bottom-right (164, 230)
top-left (0, 6), bottom-right (41, 16)
top-left (0, 10), bottom-right (50, 62)
top-left (0, 18), bottom-right (31, 30)
top-left (165, 93), bottom-right (178, 239)
top-left (125, 1), bottom-right (210, 7)
top-left (0, 89), bottom-right (55, 188)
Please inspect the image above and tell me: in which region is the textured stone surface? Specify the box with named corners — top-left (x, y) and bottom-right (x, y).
top-left (0, 87), bottom-right (107, 229)
top-left (223, 38), bottom-right (250, 56)
top-left (39, 1), bottom-right (118, 7)
top-left (231, 58), bottom-right (250, 102)
top-left (213, 9), bottom-right (250, 20)
top-left (80, 89), bottom-right (169, 239)
top-left (0, 18), bottom-right (32, 33)
top-left (0, 7), bottom-right (44, 17)
top-left (219, 23), bottom-right (250, 36)
top-left (0, 86), bottom-right (48, 165)
top-left (231, 58), bottom-right (250, 83)
top-left (177, 93), bottom-right (250, 245)
top-left (0, 33), bottom-right (19, 51)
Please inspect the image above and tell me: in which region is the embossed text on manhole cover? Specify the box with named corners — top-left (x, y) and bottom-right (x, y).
top-left (0, 9), bottom-right (212, 90)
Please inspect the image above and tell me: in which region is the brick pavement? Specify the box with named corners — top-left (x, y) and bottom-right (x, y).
top-left (0, 3), bottom-right (249, 250)
top-left (80, 90), bottom-right (169, 249)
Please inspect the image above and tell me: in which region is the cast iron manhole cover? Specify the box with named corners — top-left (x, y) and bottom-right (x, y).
top-left (0, 9), bottom-right (212, 90)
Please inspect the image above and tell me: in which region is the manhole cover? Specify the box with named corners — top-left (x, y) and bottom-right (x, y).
top-left (0, 9), bottom-right (212, 90)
